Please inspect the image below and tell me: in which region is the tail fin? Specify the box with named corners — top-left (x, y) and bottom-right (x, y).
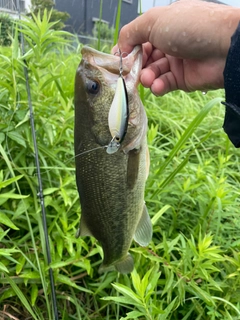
top-left (99, 253), bottom-right (134, 274)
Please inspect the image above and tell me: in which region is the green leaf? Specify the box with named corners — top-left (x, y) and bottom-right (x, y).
top-left (0, 248), bottom-right (19, 256)
top-left (150, 97), bottom-right (222, 194)
top-left (0, 212), bottom-right (19, 230)
top-left (56, 235), bottom-right (63, 258)
top-left (212, 296), bottom-right (240, 316)
top-left (161, 268), bottom-right (174, 296)
top-left (40, 73), bottom-right (63, 90)
top-left (0, 175), bottom-right (23, 189)
top-left (50, 257), bottom-right (77, 269)
top-left (7, 131), bottom-right (27, 147)
top-left (0, 144), bottom-right (15, 176)
top-left (56, 274), bottom-right (92, 293)
top-left (151, 205), bottom-right (171, 226)
top-left (0, 193), bottom-right (29, 199)
top-left (43, 187), bottom-right (59, 195)
top-left (188, 281), bottom-right (214, 304)
top-left (112, 283), bottom-right (142, 305)
top-left (131, 268), bottom-right (142, 297)
top-left (4, 274), bottom-right (38, 320)
top-left (159, 297), bottom-right (178, 320)
top-left (0, 261), bottom-right (9, 273)
top-left (102, 295), bottom-right (142, 307)
top-left (123, 311), bottom-right (145, 319)
top-left (73, 259), bottom-right (92, 275)
top-left (113, 0), bottom-right (122, 45)
top-left (0, 288), bottom-right (16, 302)
top-left (16, 255), bottom-right (26, 275)
top-left (19, 271), bottom-right (40, 280)
top-left (0, 132), bottom-right (5, 143)
top-left (146, 264), bottom-right (161, 296)
top-left (13, 199), bottom-right (30, 219)
top-left (30, 284), bottom-right (39, 307)
top-left (0, 228), bottom-right (9, 242)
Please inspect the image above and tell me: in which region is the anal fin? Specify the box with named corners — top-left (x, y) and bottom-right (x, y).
top-left (75, 214), bottom-right (93, 238)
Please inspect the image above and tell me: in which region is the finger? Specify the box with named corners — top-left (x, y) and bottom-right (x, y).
top-left (112, 42), bottom-right (155, 69)
top-left (142, 42), bottom-right (153, 67)
top-left (111, 44), bottom-right (118, 54)
top-left (145, 48), bottom-right (165, 67)
top-left (151, 72), bottom-right (178, 96)
top-left (140, 57), bottom-right (170, 88)
top-left (118, 8), bottom-right (160, 53)
top-left (142, 46), bottom-right (166, 68)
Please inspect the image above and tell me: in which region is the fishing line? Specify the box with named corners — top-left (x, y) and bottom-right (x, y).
top-left (74, 145), bottom-right (108, 159)
top-left (34, 145), bottom-right (107, 177)
top-left (16, 2), bottom-right (59, 319)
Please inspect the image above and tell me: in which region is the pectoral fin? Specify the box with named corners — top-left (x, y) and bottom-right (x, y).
top-left (133, 204), bottom-right (152, 247)
top-left (146, 145), bottom-right (150, 180)
top-left (127, 148), bottom-right (140, 189)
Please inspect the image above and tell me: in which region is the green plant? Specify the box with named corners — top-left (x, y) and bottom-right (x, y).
top-left (92, 21), bottom-right (115, 42)
top-left (0, 10), bottom-right (80, 319)
top-left (0, 8), bottom-right (240, 320)
top-left (0, 14), bottom-right (14, 46)
top-left (28, 0), bottom-right (70, 30)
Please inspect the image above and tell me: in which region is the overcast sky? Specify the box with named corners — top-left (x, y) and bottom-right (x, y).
top-left (141, 0), bottom-right (240, 11)
top-left (222, 0), bottom-right (240, 5)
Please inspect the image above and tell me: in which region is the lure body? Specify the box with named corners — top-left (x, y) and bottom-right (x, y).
top-left (107, 75), bottom-right (128, 154)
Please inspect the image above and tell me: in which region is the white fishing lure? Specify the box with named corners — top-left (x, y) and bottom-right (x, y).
top-left (107, 51), bottom-right (129, 154)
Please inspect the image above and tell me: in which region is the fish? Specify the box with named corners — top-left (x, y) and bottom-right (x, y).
top-left (74, 45), bottom-right (152, 274)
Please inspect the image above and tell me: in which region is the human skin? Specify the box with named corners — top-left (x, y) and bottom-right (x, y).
top-left (115, 0), bottom-right (240, 96)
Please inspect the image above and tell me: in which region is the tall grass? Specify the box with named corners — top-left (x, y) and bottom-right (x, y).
top-left (0, 10), bottom-right (240, 320)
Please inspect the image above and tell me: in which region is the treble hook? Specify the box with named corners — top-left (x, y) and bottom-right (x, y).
top-left (114, 49), bottom-right (128, 78)
top-left (119, 49), bottom-right (123, 77)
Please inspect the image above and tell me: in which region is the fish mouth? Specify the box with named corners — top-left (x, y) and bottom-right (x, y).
top-left (81, 45), bottom-right (142, 85)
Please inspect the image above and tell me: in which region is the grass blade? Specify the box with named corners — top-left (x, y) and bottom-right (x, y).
top-left (150, 97), bottom-right (222, 186)
top-left (4, 273), bottom-right (39, 320)
top-left (113, 0), bottom-right (122, 45)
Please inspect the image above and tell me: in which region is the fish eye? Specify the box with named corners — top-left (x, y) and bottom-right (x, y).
top-left (87, 80), bottom-right (100, 94)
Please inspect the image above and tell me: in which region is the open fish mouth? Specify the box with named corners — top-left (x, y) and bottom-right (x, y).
top-left (80, 45), bottom-right (142, 87)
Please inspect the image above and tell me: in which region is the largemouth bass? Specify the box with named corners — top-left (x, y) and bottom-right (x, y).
top-left (74, 45), bottom-right (152, 273)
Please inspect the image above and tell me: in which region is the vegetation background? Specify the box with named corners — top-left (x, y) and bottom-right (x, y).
top-left (0, 3), bottom-right (240, 320)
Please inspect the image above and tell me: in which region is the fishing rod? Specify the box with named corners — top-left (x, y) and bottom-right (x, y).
top-left (16, 1), bottom-right (59, 319)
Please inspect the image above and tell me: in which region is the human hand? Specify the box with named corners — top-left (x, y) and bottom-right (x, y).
top-left (115, 0), bottom-right (240, 95)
